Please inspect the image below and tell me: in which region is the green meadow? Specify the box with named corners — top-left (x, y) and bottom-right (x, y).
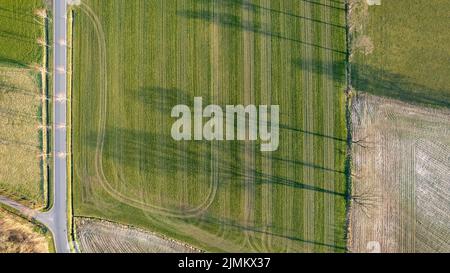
top-left (72, 0), bottom-right (348, 252)
top-left (0, 0), bottom-right (48, 207)
top-left (351, 0), bottom-right (450, 108)
top-left (0, 0), bottom-right (46, 67)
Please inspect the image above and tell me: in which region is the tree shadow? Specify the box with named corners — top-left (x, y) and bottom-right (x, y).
top-left (193, 0), bottom-right (346, 29)
top-left (352, 63), bottom-right (450, 109)
top-left (135, 86), bottom-right (216, 114)
top-left (0, 106), bottom-right (38, 122)
top-left (292, 57), bottom-right (450, 109)
top-left (268, 155), bottom-right (345, 175)
top-left (0, 30), bottom-right (36, 44)
top-left (301, 0), bottom-right (345, 11)
top-left (0, 56), bottom-right (28, 67)
top-left (0, 6), bottom-right (38, 19)
top-left (0, 137), bottom-right (39, 151)
top-left (292, 57), bottom-right (346, 84)
top-left (136, 86), bottom-right (192, 113)
top-left (0, 9), bottom-right (42, 26)
top-left (177, 2), bottom-right (346, 54)
top-left (84, 125), bottom-right (346, 199)
top-left (135, 85), bottom-right (348, 165)
top-left (131, 85), bottom-right (347, 195)
top-left (279, 124), bottom-right (346, 143)
top-left (0, 80), bottom-right (38, 98)
top-left (199, 214), bottom-right (347, 251)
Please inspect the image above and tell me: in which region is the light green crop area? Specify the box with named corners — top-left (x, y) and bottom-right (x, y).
top-left (0, 0), bottom-right (46, 67)
top-left (72, 0), bottom-right (348, 252)
top-left (351, 0), bottom-right (450, 108)
top-left (0, 0), bottom-right (48, 207)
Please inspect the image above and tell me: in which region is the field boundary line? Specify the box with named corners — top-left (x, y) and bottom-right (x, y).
top-left (66, 6), bottom-right (79, 253)
top-left (344, 0), bottom-right (354, 253)
top-left (40, 5), bottom-right (50, 211)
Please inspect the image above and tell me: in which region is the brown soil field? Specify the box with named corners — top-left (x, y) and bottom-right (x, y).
top-left (0, 208), bottom-right (49, 253)
top-left (76, 218), bottom-right (199, 253)
top-left (348, 94), bottom-right (450, 253)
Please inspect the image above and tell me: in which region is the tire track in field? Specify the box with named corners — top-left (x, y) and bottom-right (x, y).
top-left (178, 0), bottom-right (189, 218)
top-left (300, 1), bottom-right (316, 252)
top-left (321, 0), bottom-right (336, 250)
top-left (279, 0), bottom-right (295, 252)
top-left (152, 0), bottom-right (166, 210)
top-left (242, 0), bottom-right (257, 251)
top-left (80, 2), bottom-right (218, 218)
top-left (209, 1), bottom-right (228, 243)
top-left (78, 2), bottom-right (110, 205)
top-left (259, 0), bottom-right (273, 253)
top-left (134, 0), bottom-right (147, 211)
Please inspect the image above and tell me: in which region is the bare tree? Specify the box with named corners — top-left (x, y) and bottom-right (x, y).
top-left (37, 37), bottom-right (47, 47)
top-left (351, 186), bottom-right (380, 218)
top-left (30, 63), bottom-right (47, 75)
top-left (353, 134), bottom-right (375, 149)
top-left (34, 8), bottom-right (47, 19)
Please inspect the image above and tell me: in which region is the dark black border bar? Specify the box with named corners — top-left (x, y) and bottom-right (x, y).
top-left (0, 253), bottom-right (444, 272)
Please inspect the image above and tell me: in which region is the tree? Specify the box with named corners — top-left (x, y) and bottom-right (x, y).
top-left (351, 186), bottom-right (380, 218)
top-left (34, 8), bottom-right (47, 19)
top-left (37, 37), bottom-right (47, 47)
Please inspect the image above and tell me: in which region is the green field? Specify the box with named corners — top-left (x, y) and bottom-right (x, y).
top-left (351, 0), bottom-right (450, 108)
top-left (0, 0), bottom-right (48, 207)
top-left (0, 0), bottom-right (46, 67)
top-left (0, 68), bottom-right (43, 207)
top-left (72, 0), bottom-right (348, 252)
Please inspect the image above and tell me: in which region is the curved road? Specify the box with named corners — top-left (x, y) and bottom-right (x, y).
top-left (0, 0), bottom-right (70, 253)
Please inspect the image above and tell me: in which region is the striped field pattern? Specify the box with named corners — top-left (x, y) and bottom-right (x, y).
top-left (72, 0), bottom-right (348, 252)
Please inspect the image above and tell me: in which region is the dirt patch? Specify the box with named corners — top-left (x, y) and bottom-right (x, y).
top-left (367, 0), bottom-right (381, 6)
top-left (348, 94), bottom-right (450, 252)
top-left (353, 35), bottom-right (374, 56)
top-left (0, 208), bottom-right (49, 253)
top-left (76, 218), bottom-right (200, 253)
top-left (68, 0), bottom-right (81, 6)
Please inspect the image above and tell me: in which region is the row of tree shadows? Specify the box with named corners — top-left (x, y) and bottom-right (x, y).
top-left (175, 0), bottom-right (450, 108)
top-left (177, 0), bottom-right (347, 55)
top-left (0, 5), bottom-right (44, 67)
top-left (89, 63), bottom-right (450, 252)
top-left (84, 75), bottom-right (348, 250)
top-left (86, 55), bottom-right (449, 251)
top-left (85, 125), bottom-right (347, 251)
top-left (74, 0), bottom-right (445, 251)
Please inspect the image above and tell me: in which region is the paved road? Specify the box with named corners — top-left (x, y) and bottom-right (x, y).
top-left (0, 0), bottom-right (71, 253)
top-left (46, 0), bottom-right (70, 253)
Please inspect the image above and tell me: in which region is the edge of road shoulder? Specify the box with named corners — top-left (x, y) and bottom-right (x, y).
top-left (66, 5), bottom-right (78, 253)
